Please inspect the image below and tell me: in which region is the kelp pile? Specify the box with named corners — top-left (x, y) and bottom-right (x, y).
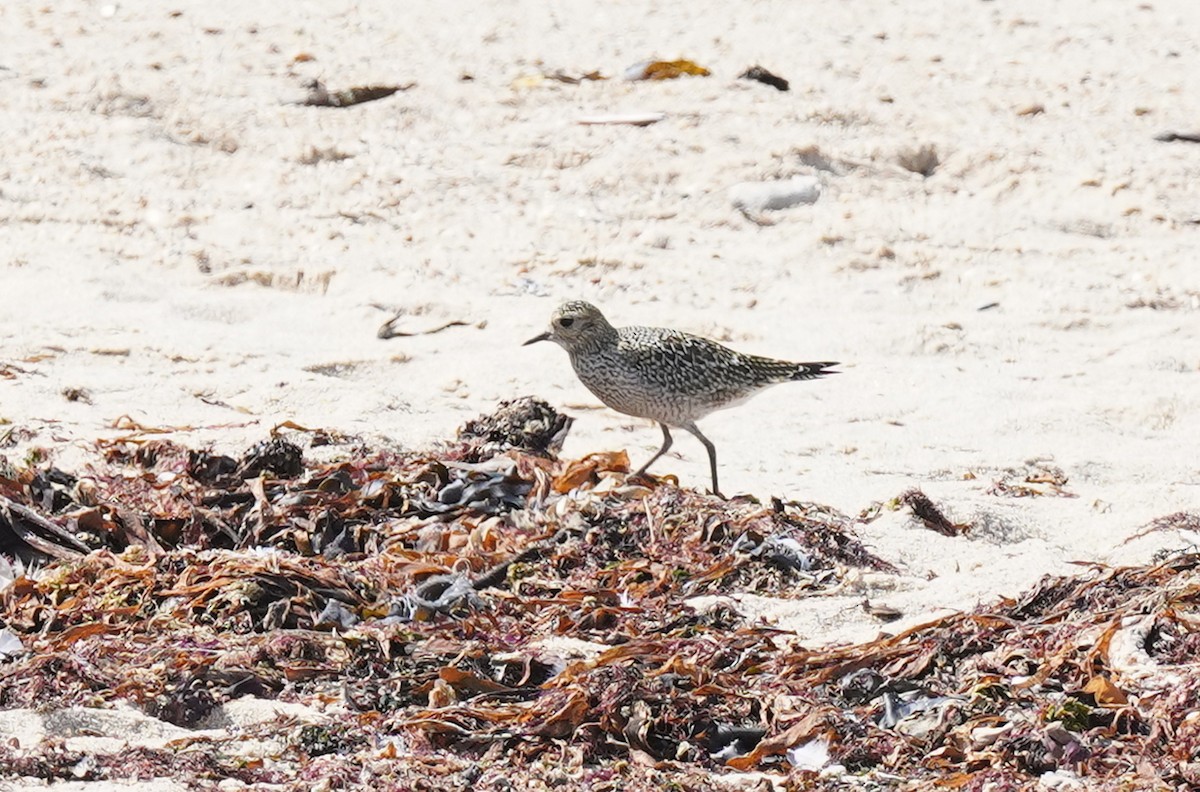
top-left (0, 398), bottom-right (1196, 790)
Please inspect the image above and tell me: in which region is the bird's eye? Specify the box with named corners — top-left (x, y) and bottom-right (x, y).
top-left (559, 317), bottom-right (575, 328)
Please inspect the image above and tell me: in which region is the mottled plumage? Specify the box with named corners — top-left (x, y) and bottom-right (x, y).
top-left (524, 301), bottom-right (837, 497)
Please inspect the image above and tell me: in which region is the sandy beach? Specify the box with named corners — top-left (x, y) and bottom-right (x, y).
top-left (1, 0), bottom-right (1199, 787)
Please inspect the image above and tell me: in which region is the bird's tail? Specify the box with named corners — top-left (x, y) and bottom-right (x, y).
top-left (791, 361), bottom-right (839, 381)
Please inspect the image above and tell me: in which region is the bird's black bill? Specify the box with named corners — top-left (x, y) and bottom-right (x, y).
top-left (523, 331), bottom-right (551, 346)
top-left (791, 361), bottom-right (840, 381)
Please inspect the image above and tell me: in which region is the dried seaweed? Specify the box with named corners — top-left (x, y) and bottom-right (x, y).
top-left (1155, 130), bottom-right (1200, 144)
top-left (1123, 510), bottom-right (1200, 544)
top-left (899, 488), bottom-right (969, 536)
top-left (0, 402), bottom-right (1195, 789)
top-left (988, 461), bottom-right (1076, 498)
top-left (457, 397), bottom-right (573, 458)
top-left (739, 65), bottom-right (789, 91)
top-left (0, 494), bottom-right (89, 561)
top-left (376, 314), bottom-right (478, 339)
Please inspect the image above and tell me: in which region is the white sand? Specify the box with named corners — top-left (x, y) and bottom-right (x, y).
top-left (0, 699), bottom-right (326, 790)
top-left (2, 0), bottom-right (1199, 782)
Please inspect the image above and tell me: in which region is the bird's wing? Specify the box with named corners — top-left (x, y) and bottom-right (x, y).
top-left (619, 329), bottom-right (770, 392)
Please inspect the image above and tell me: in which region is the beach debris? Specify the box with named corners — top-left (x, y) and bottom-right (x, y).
top-left (1125, 288), bottom-right (1200, 311)
top-left (861, 598), bottom-right (903, 622)
top-left (0, 422), bottom-right (1196, 788)
top-left (376, 312), bottom-right (479, 339)
top-left (724, 711), bottom-right (832, 771)
top-left (1122, 510), bottom-right (1200, 544)
top-left (785, 736), bottom-right (831, 770)
top-left (739, 66), bottom-right (789, 92)
top-left (1155, 130), bottom-right (1200, 144)
top-left (0, 494), bottom-right (89, 562)
top-left (412, 463), bottom-right (532, 515)
top-left (0, 554), bottom-right (37, 592)
top-left (299, 79), bottom-right (414, 108)
top-left (898, 488), bottom-right (968, 536)
top-left (624, 59), bottom-right (711, 81)
top-left (707, 723), bottom-right (767, 762)
top-left (729, 177), bottom-right (822, 218)
top-left (62, 387), bottom-right (92, 404)
top-left (506, 67), bottom-right (606, 89)
top-left (457, 396), bottom-right (573, 457)
top-left (312, 598), bottom-right (358, 630)
top-left (577, 112), bottom-right (666, 127)
top-left (876, 687), bottom-right (961, 731)
top-left (731, 530), bottom-right (813, 572)
top-left (0, 628), bottom-right (24, 659)
top-left (389, 571), bottom-right (483, 621)
top-left (988, 461), bottom-right (1075, 498)
top-left (237, 437), bottom-right (304, 479)
top-left (544, 69), bottom-right (606, 85)
top-left (552, 450), bottom-right (628, 492)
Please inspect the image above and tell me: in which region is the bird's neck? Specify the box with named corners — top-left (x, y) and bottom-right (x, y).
top-left (569, 324), bottom-right (619, 356)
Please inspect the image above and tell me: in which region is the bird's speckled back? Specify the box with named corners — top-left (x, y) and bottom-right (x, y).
top-left (568, 325), bottom-right (803, 424)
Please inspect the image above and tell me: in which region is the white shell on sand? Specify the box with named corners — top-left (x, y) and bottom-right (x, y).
top-left (729, 177), bottom-right (822, 212)
top-left (577, 112), bottom-right (666, 127)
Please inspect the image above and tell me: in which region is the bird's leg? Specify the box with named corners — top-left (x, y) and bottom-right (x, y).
top-left (633, 423), bottom-right (674, 478)
top-left (682, 422), bottom-right (723, 498)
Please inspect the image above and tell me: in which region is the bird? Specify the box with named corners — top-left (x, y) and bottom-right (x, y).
top-left (524, 300), bottom-right (837, 497)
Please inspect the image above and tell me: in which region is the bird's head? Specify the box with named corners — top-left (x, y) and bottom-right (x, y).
top-left (524, 300), bottom-right (612, 352)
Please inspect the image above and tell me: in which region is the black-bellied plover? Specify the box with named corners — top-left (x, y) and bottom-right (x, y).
top-left (524, 301), bottom-right (837, 497)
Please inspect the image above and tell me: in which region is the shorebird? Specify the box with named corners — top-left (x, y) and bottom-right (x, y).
top-left (524, 301), bottom-right (837, 497)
